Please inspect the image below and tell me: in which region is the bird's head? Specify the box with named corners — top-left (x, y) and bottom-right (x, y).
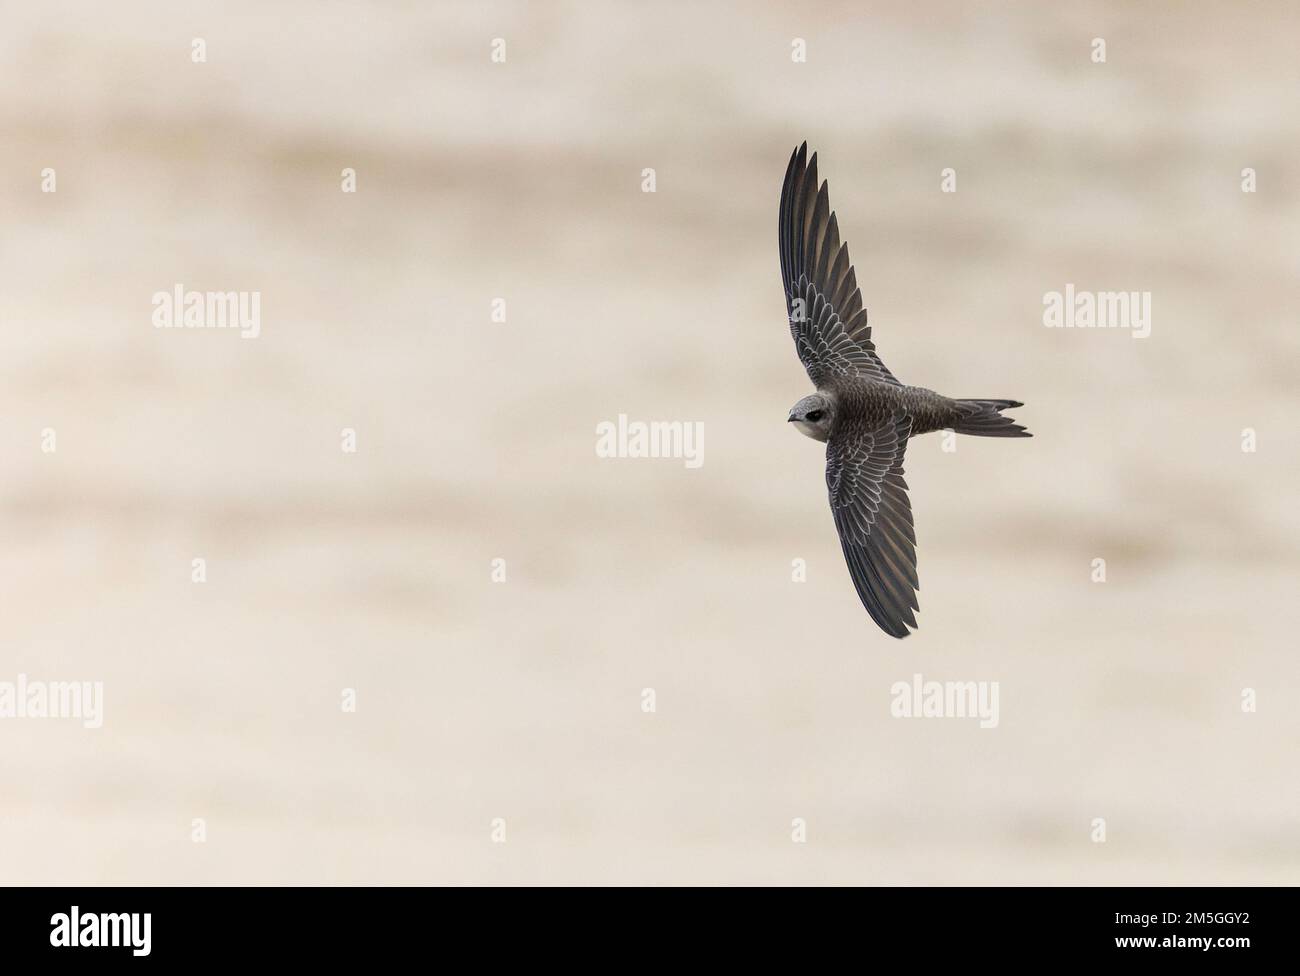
top-left (788, 393), bottom-right (834, 442)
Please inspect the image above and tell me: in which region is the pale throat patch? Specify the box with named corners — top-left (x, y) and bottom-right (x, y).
top-left (791, 420), bottom-right (823, 441)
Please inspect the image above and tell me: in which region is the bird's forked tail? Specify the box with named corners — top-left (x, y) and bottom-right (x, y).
top-left (951, 399), bottom-right (1031, 438)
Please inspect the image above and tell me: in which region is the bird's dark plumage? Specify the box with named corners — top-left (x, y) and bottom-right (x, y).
top-left (779, 142), bottom-right (1031, 638)
top-left (826, 414), bottom-right (918, 638)
top-left (778, 142), bottom-right (899, 388)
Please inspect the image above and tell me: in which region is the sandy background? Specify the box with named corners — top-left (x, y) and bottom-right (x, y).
top-left (1, 1), bottom-right (1297, 884)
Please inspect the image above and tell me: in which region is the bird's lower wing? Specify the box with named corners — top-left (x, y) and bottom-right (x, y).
top-left (826, 415), bottom-right (919, 638)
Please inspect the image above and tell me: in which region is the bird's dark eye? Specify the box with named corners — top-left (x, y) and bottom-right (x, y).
top-left (806, 410), bottom-right (824, 422)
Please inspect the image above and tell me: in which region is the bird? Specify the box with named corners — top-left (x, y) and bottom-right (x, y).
top-left (779, 142), bottom-right (1030, 638)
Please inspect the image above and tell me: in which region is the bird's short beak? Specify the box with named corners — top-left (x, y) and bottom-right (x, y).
top-left (787, 414), bottom-right (798, 423)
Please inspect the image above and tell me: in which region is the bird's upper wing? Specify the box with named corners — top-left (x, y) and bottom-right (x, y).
top-left (826, 414), bottom-right (919, 638)
top-left (779, 142), bottom-right (900, 387)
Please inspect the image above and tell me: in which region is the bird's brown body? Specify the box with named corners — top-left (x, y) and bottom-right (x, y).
top-left (823, 378), bottom-right (957, 437)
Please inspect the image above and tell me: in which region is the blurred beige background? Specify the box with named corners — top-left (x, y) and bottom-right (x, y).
top-left (1, 1), bottom-right (1298, 884)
